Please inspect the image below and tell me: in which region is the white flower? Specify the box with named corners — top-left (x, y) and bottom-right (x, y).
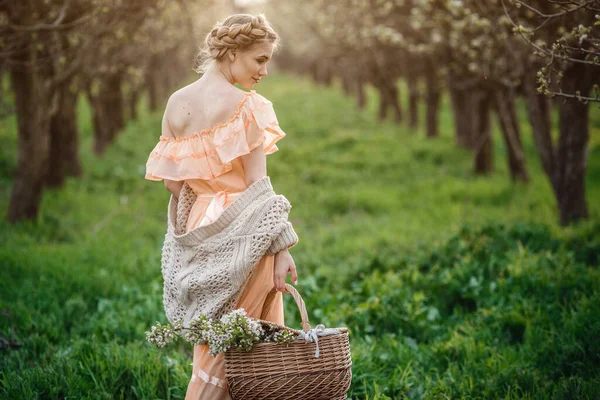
top-left (448, 0), bottom-right (463, 9)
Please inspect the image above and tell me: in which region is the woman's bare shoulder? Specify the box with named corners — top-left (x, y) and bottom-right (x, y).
top-left (165, 83), bottom-right (247, 137)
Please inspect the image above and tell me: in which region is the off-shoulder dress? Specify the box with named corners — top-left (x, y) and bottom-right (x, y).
top-left (145, 89), bottom-right (287, 400)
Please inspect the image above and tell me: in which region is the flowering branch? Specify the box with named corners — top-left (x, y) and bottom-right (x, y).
top-left (146, 309), bottom-right (297, 356)
top-left (503, 0), bottom-right (600, 102)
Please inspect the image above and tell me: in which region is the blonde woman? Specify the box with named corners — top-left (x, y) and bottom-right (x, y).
top-left (145, 13), bottom-right (298, 400)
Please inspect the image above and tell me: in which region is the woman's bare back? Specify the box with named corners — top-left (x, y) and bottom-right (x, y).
top-left (163, 79), bottom-right (246, 139)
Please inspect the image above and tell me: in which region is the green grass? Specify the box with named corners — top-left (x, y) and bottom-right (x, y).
top-left (1, 72), bottom-right (599, 399)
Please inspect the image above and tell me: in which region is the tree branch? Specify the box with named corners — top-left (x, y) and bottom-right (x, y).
top-left (7, 4), bottom-right (101, 32)
top-left (512, 0), bottom-right (595, 18)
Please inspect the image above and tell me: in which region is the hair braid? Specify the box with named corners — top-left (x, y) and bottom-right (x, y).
top-left (194, 13), bottom-right (278, 74)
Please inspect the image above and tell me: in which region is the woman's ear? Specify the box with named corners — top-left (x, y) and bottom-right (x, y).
top-left (228, 50), bottom-right (236, 62)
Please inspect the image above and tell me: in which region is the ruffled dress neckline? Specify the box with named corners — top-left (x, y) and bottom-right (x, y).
top-left (158, 90), bottom-right (256, 143)
top-left (145, 89), bottom-right (285, 182)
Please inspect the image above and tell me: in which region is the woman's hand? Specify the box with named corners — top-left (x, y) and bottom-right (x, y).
top-left (273, 248), bottom-right (298, 293)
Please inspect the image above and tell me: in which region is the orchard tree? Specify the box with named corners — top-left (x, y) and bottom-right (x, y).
top-left (0, 0), bottom-right (102, 222)
top-left (1, 0), bottom-right (209, 222)
top-left (504, 0), bottom-right (600, 224)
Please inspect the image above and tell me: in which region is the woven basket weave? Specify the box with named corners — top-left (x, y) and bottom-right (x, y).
top-left (225, 283), bottom-right (352, 400)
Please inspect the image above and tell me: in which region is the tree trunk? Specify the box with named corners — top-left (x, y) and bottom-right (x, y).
top-left (159, 54), bottom-right (175, 105)
top-left (312, 61), bottom-right (333, 86)
top-left (426, 90), bottom-right (440, 138)
top-left (425, 65), bottom-right (440, 138)
top-left (494, 88), bottom-right (529, 182)
top-left (105, 73), bottom-right (125, 136)
top-left (555, 62), bottom-right (593, 225)
top-left (321, 63), bottom-right (333, 86)
top-left (0, 62), bottom-right (13, 119)
top-left (377, 84), bottom-right (388, 121)
top-left (341, 73), bottom-right (352, 96)
top-left (7, 50), bottom-right (52, 222)
top-left (449, 86), bottom-right (472, 148)
top-left (357, 76), bottom-right (366, 110)
top-left (129, 88), bottom-right (140, 121)
top-left (46, 81), bottom-right (81, 187)
top-left (408, 79), bottom-right (419, 130)
top-left (472, 90), bottom-right (493, 174)
top-left (523, 73), bottom-right (556, 191)
top-left (390, 83), bottom-right (403, 124)
top-left (146, 55), bottom-right (159, 112)
top-left (88, 73), bottom-right (125, 155)
top-left (89, 93), bottom-right (110, 156)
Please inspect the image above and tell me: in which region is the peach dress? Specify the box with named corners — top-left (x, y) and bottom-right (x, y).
top-left (145, 90), bottom-right (287, 400)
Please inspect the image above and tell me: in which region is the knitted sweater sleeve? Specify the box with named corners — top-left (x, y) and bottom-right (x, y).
top-left (266, 220), bottom-right (299, 255)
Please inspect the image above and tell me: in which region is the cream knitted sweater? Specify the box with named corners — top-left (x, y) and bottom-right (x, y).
top-left (160, 176), bottom-right (299, 326)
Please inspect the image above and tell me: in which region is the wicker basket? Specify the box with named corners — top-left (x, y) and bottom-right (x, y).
top-left (224, 283), bottom-right (352, 400)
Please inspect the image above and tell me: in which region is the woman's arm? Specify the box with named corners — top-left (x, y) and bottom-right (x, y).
top-left (242, 144), bottom-right (298, 290)
top-left (241, 144), bottom-right (267, 187)
top-left (164, 180), bottom-right (184, 199)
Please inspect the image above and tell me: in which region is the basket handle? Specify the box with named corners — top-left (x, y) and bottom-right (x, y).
top-left (260, 283), bottom-right (312, 332)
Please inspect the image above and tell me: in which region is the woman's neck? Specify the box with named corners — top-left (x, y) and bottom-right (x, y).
top-left (201, 62), bottom-right (235, 86)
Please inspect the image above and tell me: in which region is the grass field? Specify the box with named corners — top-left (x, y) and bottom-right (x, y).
top-left (1, 72), bottom-right (599, 399)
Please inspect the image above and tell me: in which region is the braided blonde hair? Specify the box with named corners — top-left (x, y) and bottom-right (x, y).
top-left (194, 13), bottom-right (279, 74)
